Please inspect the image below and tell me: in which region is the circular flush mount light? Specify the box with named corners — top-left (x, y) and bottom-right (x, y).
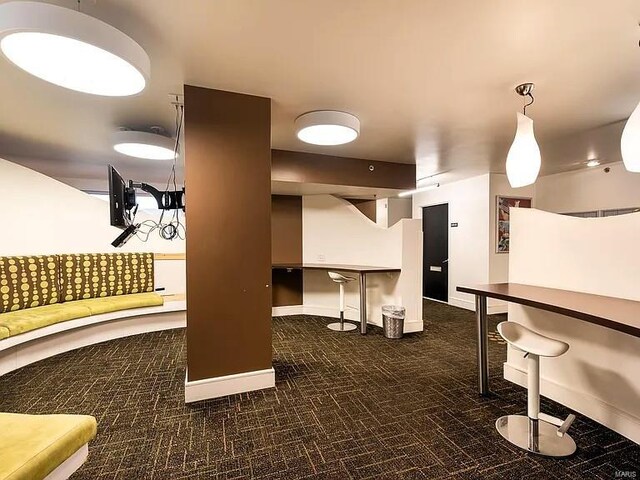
top-left (0, 1), bottom-right (150, 96)
top-left (113, 130), bottom-right (176, 160)
top-left (295, 110), bottom-right (360, 146)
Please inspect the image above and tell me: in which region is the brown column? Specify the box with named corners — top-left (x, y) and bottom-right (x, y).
top-left (184, 86), bottom-right (272, 395)
top-left (271, 195), bottom-right (303, 307)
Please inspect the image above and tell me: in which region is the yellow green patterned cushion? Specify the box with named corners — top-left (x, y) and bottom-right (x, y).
top-left (73, 292), bottom-right (164, 315)
top-left (59, 253), bottom-right (111, 302)
top-left (0, 412), bottom-right (96, 480)
top-left (0, 303), bottom-right (91, 337)
top-left (0, 326), bottom-right (9, 340)
top-left (0, 256), bottom-right (60, 313)
top-left (59, 253), bottom-right (155, 300)
top-left (108, 252), bottom-right (155, 296)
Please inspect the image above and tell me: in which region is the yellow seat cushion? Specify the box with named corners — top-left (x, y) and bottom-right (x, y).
top-left (72, 292), bottom-right (164, 315)
top-left (0, 304), bottom-right (91, 337)
top-left (0, 412), bottom-right (96, 480)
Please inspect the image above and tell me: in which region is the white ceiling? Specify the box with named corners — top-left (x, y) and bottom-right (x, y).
top-left (1, 0), bottom-right (640, 187)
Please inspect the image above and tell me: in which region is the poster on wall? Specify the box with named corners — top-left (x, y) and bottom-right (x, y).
top-left (496, 196), bottom-right (532, 253)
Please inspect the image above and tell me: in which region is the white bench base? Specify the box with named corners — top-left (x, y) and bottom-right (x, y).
top-left (44, 443), bottom-right (89, 480)
top-left (0, 301), bottom-right (186, 376)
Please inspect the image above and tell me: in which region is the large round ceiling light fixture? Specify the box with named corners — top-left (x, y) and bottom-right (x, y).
top-left (0, 1), bottom-right (150, 96)
top-left (113, 130), bottom-right (176, 160)
top-left (506, 83), bottom-right (542, 188)
top-left (295, 111), bottom-right (360, 146)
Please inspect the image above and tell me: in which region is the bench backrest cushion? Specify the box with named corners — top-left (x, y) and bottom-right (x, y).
top-left (59, 252), bottom-right (154, 300)
top-left (59, 253), bottom-right (112, 301)
top-left (108, 252), bottom-right (155, 296)
top-left (0, 255), bottom-right (60, 313)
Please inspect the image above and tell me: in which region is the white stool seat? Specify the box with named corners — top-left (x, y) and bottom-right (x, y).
top-left (495, 321), bottom-right (576, 457)
top-left (328, 272), bottom-right (355, 284)
top-left (327, 272), bottom-right (357, 332)
top-left (498, 321), bottom-right (569, 358)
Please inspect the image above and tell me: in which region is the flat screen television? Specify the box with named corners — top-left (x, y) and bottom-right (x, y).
top-left (108, 165), bottom-right (135, 229)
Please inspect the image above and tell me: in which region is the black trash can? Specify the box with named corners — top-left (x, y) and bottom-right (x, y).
top-left (382, 305), bottom-right (405, 339)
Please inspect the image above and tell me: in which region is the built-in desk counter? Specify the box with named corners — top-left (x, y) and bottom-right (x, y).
top-left (457, 282), bottom-right (640, 395)
top-left (273, 263), bottom-right (401, 334)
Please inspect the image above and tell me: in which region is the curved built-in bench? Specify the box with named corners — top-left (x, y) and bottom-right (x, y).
top-left (0, 253), bottom-right (186, 376)
top-left (0, 296), bottom-right (186, 376)
top-left (0, 412), bottom-right (97, 480)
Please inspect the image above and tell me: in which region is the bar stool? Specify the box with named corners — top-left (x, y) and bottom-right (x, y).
top-left (496, 321), bottom-right (577, 457)
top-left (327, 272), bottom-right (357, 332)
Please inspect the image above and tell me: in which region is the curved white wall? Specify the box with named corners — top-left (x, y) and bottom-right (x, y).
top-left (506, 208), bottom-right (640, 444)
top-left (302, 195), bottom-right (423, 332)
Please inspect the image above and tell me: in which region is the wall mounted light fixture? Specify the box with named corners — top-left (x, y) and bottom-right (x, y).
top-left (506, 83), bottom-right (542, 188)
top-left (398, 183), bottom-right (440, 198)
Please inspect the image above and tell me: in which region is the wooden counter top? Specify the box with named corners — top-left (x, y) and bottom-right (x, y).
top-left (457, 283), bottom-right (640, 338)
top-left (272, 263), bottom-right (401, 274)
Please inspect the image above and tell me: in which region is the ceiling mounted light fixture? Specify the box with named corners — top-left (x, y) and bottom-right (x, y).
top-left (0, 1), bottom-right (150, 96)
top-left (295, 110), bottom-right (360, 146)
top-left (398, 183), bottom-right (440, 198)
top-left (505, 83), bottom-right (542, 188)
top-left (113, 129), bottom-right (176, 160)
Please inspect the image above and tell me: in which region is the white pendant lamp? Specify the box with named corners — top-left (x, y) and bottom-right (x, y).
top-left (0, 1), bottom-right (150, 96)
top-left (621, 100), bottom-right (640, 172)
top-left (295, 111), bottom-right (360, 145)
top-left (113, 130), bottom-right (176, 160)
top-left (506, 83), bottom-right (541, 188)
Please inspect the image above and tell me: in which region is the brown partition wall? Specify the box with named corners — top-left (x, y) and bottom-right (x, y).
top-left (184, 85), bottom-right (272, 382)
top-left (272, 195), bottom-right (303, 306)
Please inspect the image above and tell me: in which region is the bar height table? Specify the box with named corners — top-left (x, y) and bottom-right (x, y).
top-left (457, 283), bottom-right (640, 396)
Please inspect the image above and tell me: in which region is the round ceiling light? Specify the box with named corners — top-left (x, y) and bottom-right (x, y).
top-left (113, 130), bottom-right (176, 160)
top-left (0, 1), bottom-right (150, 96)
top-left (295, 111), bottom-right (360, 146)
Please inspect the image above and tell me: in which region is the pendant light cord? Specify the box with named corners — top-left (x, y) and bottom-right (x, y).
top-left (523, 93), bottom-right (535, 116)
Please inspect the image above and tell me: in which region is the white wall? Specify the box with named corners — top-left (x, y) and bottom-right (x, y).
top-left (506, 208), bottom-right (640, 443)
top-left (536, 162), bottom-right (640, 213)
top-left (301, 195), bottom-right (423, 332)
top-left (0, 158), bottom-right (185, 294)
top-left (412, 174), bottom-right (491, 311)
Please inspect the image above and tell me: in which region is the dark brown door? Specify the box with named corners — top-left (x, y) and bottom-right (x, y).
top-left (422, 204), bottom-right (448, 302)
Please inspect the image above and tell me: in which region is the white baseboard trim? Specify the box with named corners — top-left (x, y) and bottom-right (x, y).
top-left (272, 305), bottom-right (304, 316)
top-left (273, 305), bottom-right (423, 333)
top-left (504, 362), bottom-right (640, 445)
top-left (448, 296), bottom-right (475, 311)
top-left (488, 303), bottom-right (507, 315)
top-left (434, 296), bottom-right (506, 314)
top-left (184, 367), bottom-right (275, 403)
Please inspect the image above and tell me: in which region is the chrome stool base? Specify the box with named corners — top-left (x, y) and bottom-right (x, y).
top-left (327, 322), bottom-right (357, 332)
top-left (496, 415), bottom-right (576, 457)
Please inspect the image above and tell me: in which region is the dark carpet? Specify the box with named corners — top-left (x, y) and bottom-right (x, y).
top-left (0, 301), bottom-right (638, 479)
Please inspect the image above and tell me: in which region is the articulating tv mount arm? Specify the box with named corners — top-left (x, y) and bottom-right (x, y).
top-left (128, 181), bottom-right (186, 212)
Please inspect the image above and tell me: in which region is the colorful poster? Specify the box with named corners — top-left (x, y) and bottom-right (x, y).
top-left (496, 196), bottom-right (532, 253)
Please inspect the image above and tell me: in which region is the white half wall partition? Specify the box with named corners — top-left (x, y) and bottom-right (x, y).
top-left (301, 195), bottom-right (423, 333)
top-left (505, 208), bottom-right (640, 444)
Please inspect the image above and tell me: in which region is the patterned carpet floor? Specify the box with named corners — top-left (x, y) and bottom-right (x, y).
top-left (0, 300), bottom-right (638, 479)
